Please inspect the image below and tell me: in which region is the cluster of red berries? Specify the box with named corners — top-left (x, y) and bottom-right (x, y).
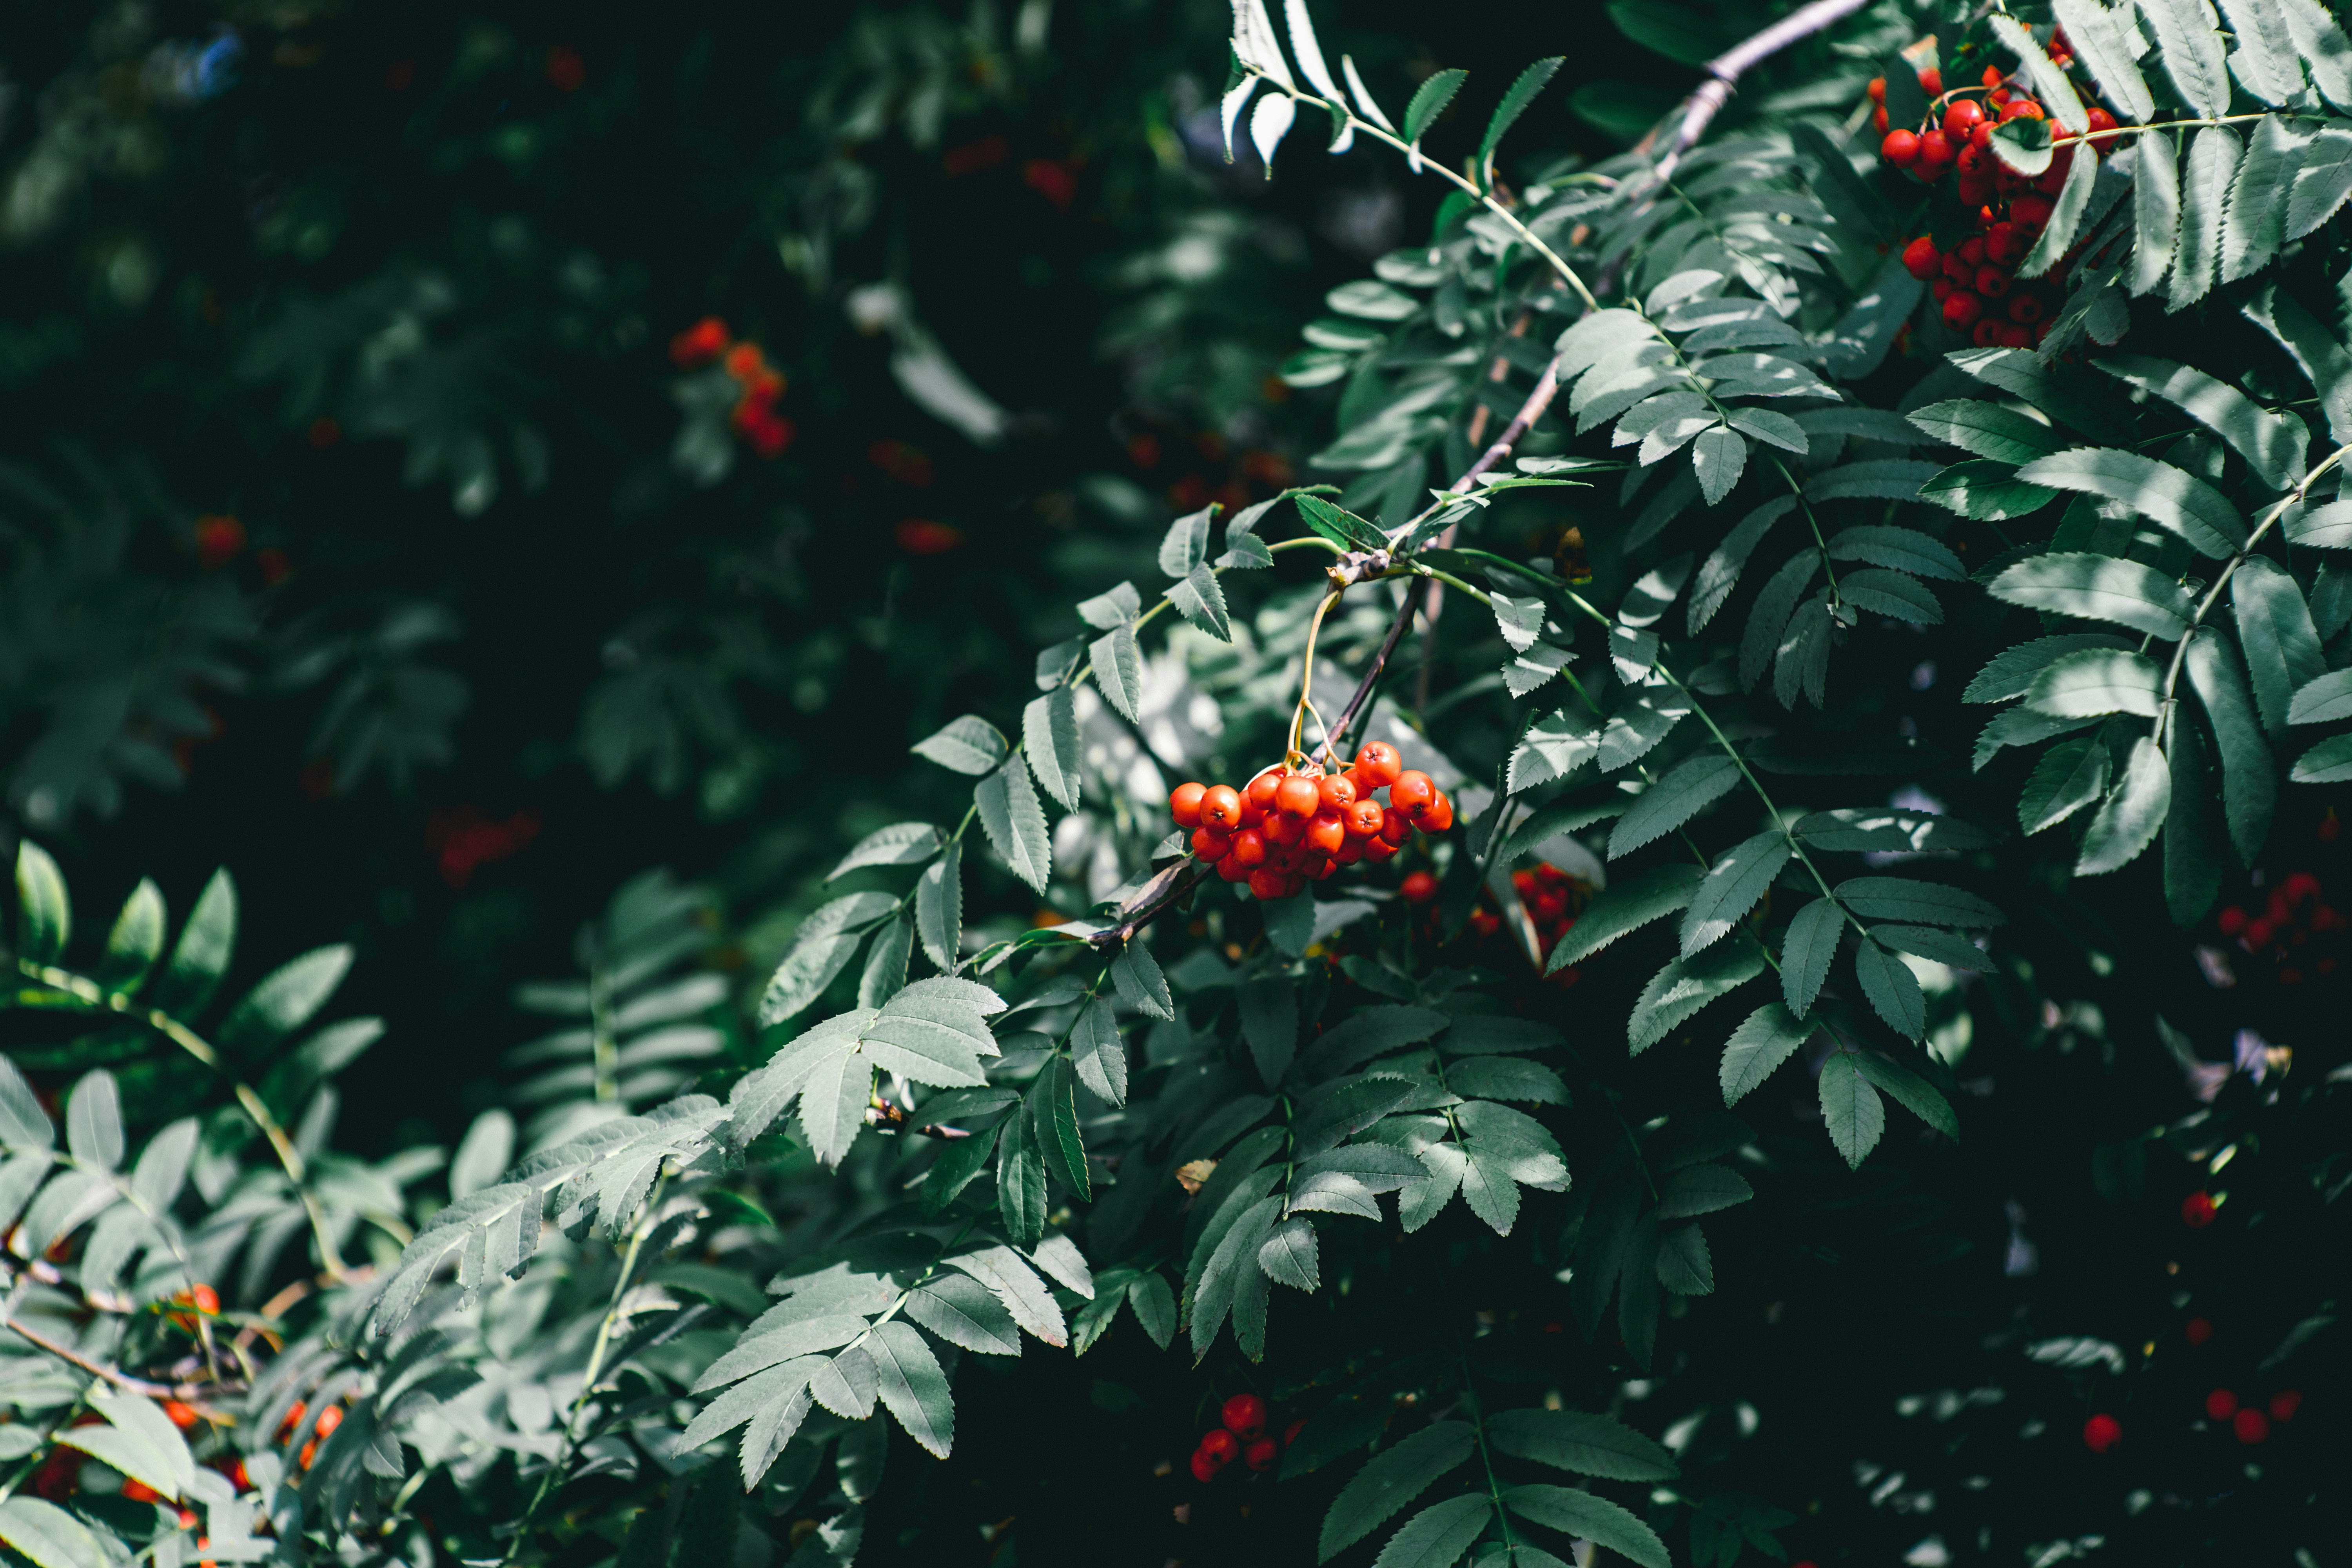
top-left (1189, 1394), bottom-right (1287, 1481)
top-left (1510, 862), bottom-right (1586, 961)
top-left (1168, 742), bottom-right (1453, 903)
top-left (1881, 55), bottom-right (2123, 345)
top-left (2204, 1386), bottom-right (2300, 1444)
top-left (668, 318), bottom-right (795, 457)
top-left (2216, 871), bottom-right (2342, 982)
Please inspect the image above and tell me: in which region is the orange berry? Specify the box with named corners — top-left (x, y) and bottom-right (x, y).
top-left (1192, 826), bottom-right (1233, 860)
top-left (1390, 771), bottom-right (1435, 815)
top-left (122, 1479), bottom-right (162, 1504)
top-left (1916, 66), bottom-right (1942, 96)
top-left (1248, 868), bottom-right (1291, 901)
top-left (1867, 75), bottom-right (1886, 103)
top-left (1379, 808), bottom-right (1413, 847)
top-left (1401, 871), bottom-right (1438, 903)
top-left (1229, 829), bottom-right (1267, 868)
top-left (1355, 742), bottom-right (1402, 788)
top-left (1306, 811), bottom-right (1347, 855)
top-left (1420, 792), bottom-right (1455, 833)
top-left (1361, 835), bottom-right (1398, 862)
top-left (1199, 786), bottom-right (1243, 831)
top-left (1344, 799), bottom-right (1385, 838)
top-left (1169, 782), bottom-right (1206, 828)
top-left (1317, 774), bottom-right (1357, 813)
top-left (1216, 853), bottom-right (1250, 882)
top-left (1246, 772), bottom-right (1283, 813)
top-left (1274, 775), bottom-right (1320, 818)
top-left (314, 1405), bottom-right (342, 1438)
top-left (163, 1400), bottom-right (200, 1430)
top-left (1262, 810), bottom-right (1303, 848)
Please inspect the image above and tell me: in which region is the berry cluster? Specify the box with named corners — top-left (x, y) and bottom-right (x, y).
top-left (669, 317), bottom-right (795, 457)
top-left (1510, 861), bottom-right (1587, 963)
top-left (1168, 741), bottom-right (1454, 902)
top-left (1881, 53), bottom-right (2122, 346)
top-left (2204, 1385), bottom-right (2301, 1444)
top-left (1189, 1394), bottom-right (1287, 1481)
top-left (2216, 871), bottom-right (2342, 982)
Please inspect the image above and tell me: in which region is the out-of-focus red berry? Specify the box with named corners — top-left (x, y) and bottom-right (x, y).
top-left (670, 316), bottom-right (730, 368)
top-left (1401, 871), bottom-right (1438, 904)
top-left (2185, 1316), bottom-right (2214, 1346)
top-left (1222, 1394), bottom-right (1267, 1439)
top-left (2205, 1388), bottom-right (2238, 1421)
top-left (2233, 1407), bottom-right (2270, 1444)
top-left (2269, 1390), bottom-right (2301, 1421)
top-left (2182, 1191), bottom-right (2218, 1228)
top-left (2082, 1413), bottom-right (2122, 1452)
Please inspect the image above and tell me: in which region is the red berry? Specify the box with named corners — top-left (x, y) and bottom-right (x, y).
top-left (1200, 786), bottom-right (1243, 831)
top-left (1305, 810), bottom-right (1347, 856)
top-left (1867, 75), bottom-right (1887, 103)
top-left (1420, 792), bottom-right (1455, 833)
top-left (1874, 105), bottom-right (1889, 133)
top-left (2085, 106), bottom-right (2118, 145)
top-left (163, 1400), bottom-right (201, 1430)
top-left (2218, 904), bottom-right (2251, 935)
top-left (121, 1479), bottom-right (162, 1504)
top-left (2185, 1316), bottom-right (2214, 1345)
top-left (1248, 867), bottom-right (1292, 901)
top-left (2245, 917), bottom-right (2275, 949)
top-left (1982, 65), bottom-right (2004, 90)
top-left (1901, 236), bottom-right (1942, 280)
top-left (1318, 774), bottom-right (1357, 813)
top-left (2182, 1191), bottom-right (2218, 1228)
top-left (194, 515), bottom-right (246, 571)
top-left (1192, 826), bottom-right (1232, 860)
top-left (1247, 772), bottom-right (1284, 813)
top-left (1916, 129), bottom-right (1953, 170)
top-left (1275, 775), bottom-right (1320, 818)
top-left (1228, 828), bottom-right (1268, 868)
top-left (1345, 799), bottom-right (1386, 838)
top-left (2270, 1390), bottom-right (2301, 1421)
top-left (2233, 1408), bottom-right (2270, 1444)
top-left (1170, 782), bottom-right (1207, 828)
top-left (1882, 129), bottom-right (1921, 166)
top-left (2011, 193), bottom-right (2054, 229)
top-left (2285, 871), bottom-right (2321, 904)
top-left (1931, 278), bottom-right (1954, 303)
top-left (1222, 1394), bottom-right (1269, 1440)
top-left (2205, 1388), bottom-right (2239, 1421)
top-left (1284, 1419), bottom-right (1305, 1446)
top-left (1401, 870), bottom-right (1438, 904)
top-left (1355, 742), bottom-right (1403, 788)
top-left (1244, 1436), bottom-right (1278, 1471)
top-left (1975, 266), bottom-right (2011, 298)
top-left (1189, 1448), bottom-right (1219, 1483)
top-left (1943, 291), bottom-right (1984, 330)
top-left (1391, 771), bottom-right (1436, 815)
top-left (1917, 66), bottom-right (1942, 96)
top-left (669, 316), bottom-right (730, 368)
top-left (1973, 319), bottom-right (2003, 347)
top-left (1380, 808), bottom-right (1413, 847)
top-left (1943, 99), bottom-right (1984, 138)
top-left (1200, 1427), bottom-right (1240, 1465)
top-left (1362, 835), bottom-right (1398, 862)
top-left (2082, 1413), bottom-right (2122, 1453)
top-left (1216, 853), bottom-right (1250, 883)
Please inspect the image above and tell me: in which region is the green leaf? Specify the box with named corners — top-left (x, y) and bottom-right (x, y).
top-left (1403, 69), bottom-right (1468, 144)
top-left (2053, 0), bottom-right (2155, 121)
top-left (2164, 710), bottom-right (2226, 925)
top-left (2233, 555), bottom-right (2327, 737)
top-left (2289, 667), bottom-right (2352, 724)
top-left (1501, 1486), bottom-right (1671, 1568)
top-left (1258, 1216), bottom-right (1321, 1290)
top-left (857, 915), bottom-right (913, 1007)
top-left (975, 754), bottom-right (1053, 893)
top-left (11, 843), bottom-right (69, 966)
top-left (2287, 499), bottom-right (2352, 549)
top-left (1158, 506), bottom-right (1214, 575)
top-left (911, 715), bottom-right (1009, 775)
top-left (1479, 57), bottom-right (1563, 174)
top-left (1794, 808), bottom-right (1992, 854)
top-left (1366, 1495), bottom-right (1491, 1568)
top-left (1920, 459), bottom-right (2059, 521)
top-left (1679, 831), bottom-right (1790, 955)
top-left (901, 1272), bottom-right (1022, 1356)
top-left (1609, 753), bottom-right (1741, 858)
top-left (1992, 115), bottom-right (2054, 177)
top-left (1965, 633), bottom-right (2131, 703)
top-left (868, 1320), bottom-right (955, 1459)
top-left (1240, 977), bottom-right (1299, 1085)
top-left (1492, 594), bottom-right (1547, 652)
top-left (997, 1118), bottom-right (1047, 1248)
top-left (916, 841), bottom-right (963, 971)
top-left (2183, 632), bottom-right (2274, 867)
top-left (1190, 1193), bottom-right (1280, 1355)
top-left (1029, 1054), bottom-right (1090, 1199)
top-left (1850, 1051), bottom-right (1961, 1140)
top-left (1691, 425), bottom-right (1747, 505)
top-left (2026, 649), bottom-right (2166, 718)
top-left (2244, 283), bottom-right (2352, 449)
top-left (1023, 689), bottom-right (1083, 813)
top-left (1838, 568), bottom-right (1943, 624)
top-left (1071, 996), bottom-right (1128, 1106)
top-left (830, 822), bottom-right (947, 880)
top-left (1801, 460), bottom-right (1938, 503)
top-left (2287, 127), bottom-right (2352, 238)
top-left (1328, 281), bottom-right (1420, 322)
top-left (1630, 944), bottom-right (1768, 1053)
top-left (1833, 878), bottom-right (2005, 928)
top-left (1778, 897), bottom-right (1842, 1016)
top-left (2292, 731), bottom-right (2352, 781)
top-left (0, 1496), bottom-right (109, 1568)
top-left (2013, 448), bottom-right (2243, 559)
top-left (1547, 863), bottom-right (1703, 971)
top-left (94, 878), bottom-right (165, 992)
top-left (1655, 1221), bottom-right (1715, 1294)
top-left (2132, 129), bottom-right (2181, 297)
top-left (2223, 114), bottom-right (2313, 283)
top-left (1445, 1057), bottom-right (1568, 1104)
top-left (2019, 733), bottom-right (2113, 835)
top-left (1091, 624), bottom-right (1146, 724)
top-left (1688, 497), bottom-right (1793, 633)
top-left (1316, 1422), bottom-right (1477, 1563)
top-left (1827, 526), bottom-right (1966, 582)
top-left (1989, 13), bottom-right (2088, 132)
top-left (2095, 356), bottom-right (2307, 491)
top-left (1075, 580), bottom-right (1141, 630)
top-left (1658, 1160), bottom-right (1754, 1219)
top-left (1720, 1000), bottom-right (1815, 1103)
top-left (1739, 550), bottom-right (1820, 691)
top-left (2169, 125), bottom-right (2241, 311)
top-left (151, 866), bottom-right (235, 1017)
top-left (1988, 552), bottom-right (2195, 640)
top-left (1978, 706), bottom-right (2103, 770)
top-left (1852, 938), bottom-right (1925, 1040)
top-left (2022, 138), bottom-right (2102, 277)
top-left (1817, 1052), bottom-right (1885, 1168)
top-left (2278, 0), bottom-right (2352, 111)
top-left (2141, 0), bottom-right (2233, 115)
top-left (2077, 735), bottom-right (2172, 875)
top-left (219, 945), bottom-right (352, 1056)
top-left (1128, 1273), bottom-right (1176, 1348)
top-left (1168, 563), bottom-right (1233, 641)
top-left (1486, 1408), bottom-right (1677, 1481)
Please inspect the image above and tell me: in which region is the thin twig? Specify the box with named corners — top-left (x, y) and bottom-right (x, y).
top-left (3, 1315), bottom-right (233, 1403)
top-left (1648, 0), bottom-right (1877, 189)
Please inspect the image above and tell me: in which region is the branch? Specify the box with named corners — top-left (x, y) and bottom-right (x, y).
top-left (1648, 0), bottom-right (1877, 189)
top-left (4, 1315), bottom-right (233, 1404)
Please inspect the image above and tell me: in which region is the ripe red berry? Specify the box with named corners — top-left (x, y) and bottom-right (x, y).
top-left (1943, 291), bottom-right (1984, 330)
top-left (1867, 75), bottom-right (1887, 104)
top-left (1975, 266), bottom-right (2011, 298)
top-left (2182, 1191), bottom-right (2218, 1228)
top-left (1191, 826), bottom-right (1232, 860)
top-left (1916, 66), bottom-right (1942, 96)
top-left (121, 1479), bottom-right (163, 1504)
top-left (669, 316), bottom-right (730, 368)
top-left (1228, 828), bottom-right (1267, 868)
top-left (1874, 105), bottom-right (1889, 133)
top-left (1391, 771), bottom-right (1436, 815)
top-left (2233, 1407), bottom-right (2270, 1444)
top-left (1380, 807), bottom-right (1413, 847)
top-left (1248, 867), bottom-right (1292, 901)
top-left (1882, 129), bottom-right (1920, 166)
top-left (1916, 129), bottom-right (1954, 171)
top-left (1223, 1394), bottom-right (1268, 1439)
top-left (1170, 782), bottom-right (1207, 827)
top-left (1972, 320), bottom-right (2002, 347)
top-left (1420, 792), bottom-right (1455, 833)
top-left (1931, 278), bottom-right (1954, 303)
top-left (2084, 106), bottom-right (2118, 147)
top-left (1200, 1427), bottom-right (1240, 1465)
top-left (1318, 774), bottom-right (1357, 813)
top-left (1362, 835), bottom-right (1399, 862)
top-left (1200, 786), bottom-right (1243, 831)
top-left (1305, 810), bottom-right (1347, 856)
top-left (1189, 1448), bottom-right (1219, 1483)
top-left (1244, 1436), bottom-right (1278, 1471)
top-left (1345, 799), bottom-right (1386, 838)
top-left (1943, 99), bottom-right (1984, 139)
top-left (2205, 1388), bottom-right (2238, 1421)
top-left (1401, 870), bottom-right (1438, 904)
top-left (1247, 772), bottom-right (1284, 813)
top-left (1901, 236), bottom-right (1941, 280)
top-left (163, 1400), bottom-right (201, 1430)
top-left (2185, 1316), bottom-right (2214, 1345)
top-left (2007, 294), bottom-right (2043, 324)
top-left (1995, 323), bottom-right (2032, 348)
top-left (1355, 742), bottom-right (1403, 788)
top-left (2082, 1413), bottom-right (2122, 1453)
top-left (1274, 775), bottom-right (1320, 818)
top-left (1216, 853), bottom-right (1250, 882)
top-left (2270, 1390), bottom-right (2301, 1421)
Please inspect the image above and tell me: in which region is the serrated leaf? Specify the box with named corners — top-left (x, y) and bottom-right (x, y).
top-left (1988, 552), bottom-right (2195, 639)
top-left (2141, 0), bottom-right (2233, 116)
top-left (1492, 594), bottom-right (1546, 652)
top-left (868, 1320), bottom-right (955, 1459)
top-left (2020, 734), bottom-right (2114, 835)
top-left (2244, 283), bottom-right (2352, 449)
top-left (2026, 649), bottom-right (2166, 718)
top-left (219, 945), bottom-right (351, 1056)
top-left (916, 841), bottom-right (963, 972)
top-left (1920, 459), bottom-right (2060, 521)
top-left (1403, 68), bottom-right (1467, 145)
top-left (1990, 13), bottom-right (2089, 132)
top-left (901, 1273), bottom-right (1022, 1356)
top-left (2095, 356), bottom-right (2308, 490)
top-left (1688, 497), bottom-right (1793, 633)
top-left (1817, 1052), bottom-right (1885, 1167)
top-left (1629, 944), bottom-right (1767, 1053)
top-left (1075, 580), bottom-right (1142, 630)
top-left (96, 878), bottom-right (165, 991)
top-left (0, 1496), bottom-right (109, 1568)
top-left (2288, 666), bottom-right (2352, 724)
top-left (1720, 1001), bottom-right (1815, 1103)
top-left (1091, 624), bottom-right (1145, 724)
top-left (2014, 448), bottom-right (2243, 559)
top-left (1778, 897), bottom-right (1842, 1016)
top-left (1834, 877), bottom-right (2005, 927)
top-left (2133, 129), bottom-right (2181, 296)
top-left (2183, 631), bottom-right (2274, 866)
top-left (1992, 115), bottom-right (2054, 177)
top-left (1851, 1050), bottom-right (1962, 1140)
top-left (1486, 1408), bottom-right (1677, 1481)
top-left (1679, 831), bottom-right (1789, 955)
top-left (1826, 526), bottom-right (1967, 582)
top-left (1070, 996), bottom-right (1128, 1106)
top-left (2278, 0), bottom-right (2352, 111)
top-left (1547, 863), bottom-right (1703, 971)
top-left (1966, 633), bottom-right (2132, 703)
top-left (2169, 125), bottom-right (2241, 311)
top-left (1501, 1486), bottom-right (1671, 1568)
top-left (911, 715), bottom-right (1009, 775)
top-left (2021, 137), bottom-right (2102, 277)
top-left (975, 754), bottom-right (1053, 893)
top-left (2077, 734), bottom-right (2172, 875)
top-left (2287, 499), bottom-right (2352, 549)
top-left (1480, 56), bottom-right (1562, 174)
top-left (1609, 754), bottom-right (1741, 858)
top-left (1691, 425), bottom-right (1747, 504)
top-left (2054, 0), bottom-right (2155, 121)
top-left (2165, 707), bottom-right (2227, 924)
top-left (1655, 1222), bottom-right (1715, 1294)
top-left (2233, 555), bottom-right (2327, 737)
top-left (1023, 689), bottom-right (1083, 812)
top-left (1839, 568), bottom-right (1942, 624)
top-left (1316, 1421), bottom-right (1476, 1562)
top-left (1258, 1217), bottom-right (1321, 1290)
top-left (2293, 731), bottom-right (2352, 781)
top-left (1504, 642), bottom-right (1575, 697)
top-left (1169, 563), bottom-right (1233, 641)
top-left (2224, 116), bottom-right (2315, 283)
top-left (1853, 938), bottom-right (1925, 1040)
top-left (831, 822), bottom-right (946, 880)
